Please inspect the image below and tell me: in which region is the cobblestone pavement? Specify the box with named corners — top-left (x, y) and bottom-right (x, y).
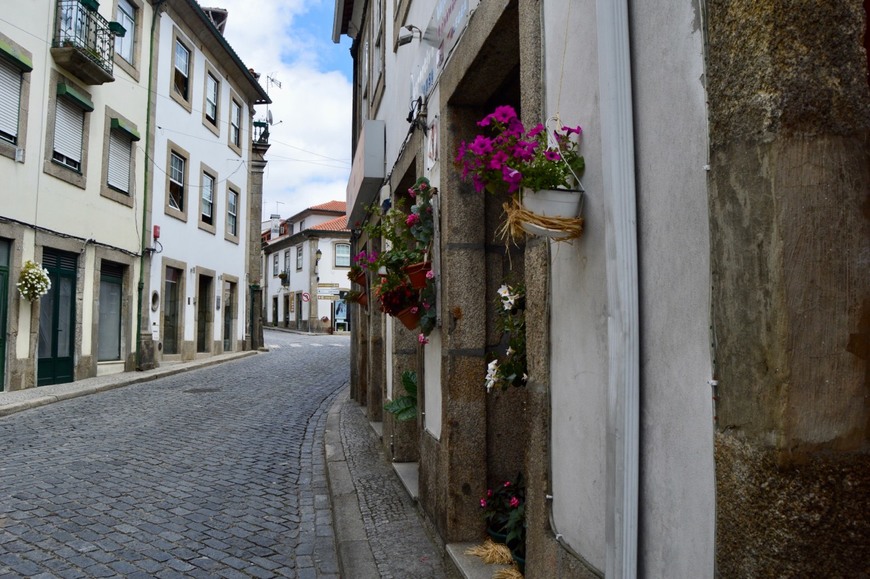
top-left (337, 395), bottom-right (447, 578)
top-left (0, 330), bottom-right (347, 578)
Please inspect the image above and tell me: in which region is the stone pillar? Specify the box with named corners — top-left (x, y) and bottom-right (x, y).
top-left (707, 1), bottom-right (870, 574)
top-left (247, 139), bottom-right (269, 350)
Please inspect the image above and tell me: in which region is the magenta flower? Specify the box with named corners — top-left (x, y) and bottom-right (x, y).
top-left (544, 150), bottom-right (561, 162)
top-left (528, 123), bottom-right (544, 138)
top-left (480, 498), bottom-right (487, 508)
top-left (491, 105), bottom-right (518, 124)
top-left (509, 497), bottom-right (520, 508)
top-left (418, 333), bottom-right (429, 345)
top-left (425, 270), bottom-right (435, 280)
top-left (469, 135), bottom-right (494, 156)
top-left (562, 124), bottom-right (582, 135)
top-left (407, 187), bottom-right (416, 198)
top-left (410, 306), bottom-right (419, 314)
top-left (406, 213), bottom-right (420, 226)
top-left (502, 167), bottom-right (523, 192)
top-left (487, 150), bottom-right (509, 171)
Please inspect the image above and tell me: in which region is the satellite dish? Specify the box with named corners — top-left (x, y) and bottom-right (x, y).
top-left (266, 110), bottom-right (274, 125)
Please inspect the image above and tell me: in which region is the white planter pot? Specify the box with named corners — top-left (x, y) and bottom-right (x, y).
top-left (521, 188), bottom-right (584, 218)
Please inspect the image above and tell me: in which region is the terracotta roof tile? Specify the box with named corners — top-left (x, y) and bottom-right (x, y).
top-left (310, 215), bottom-right (349, 232)
top-left (310, 200), bottom-right (346, 213)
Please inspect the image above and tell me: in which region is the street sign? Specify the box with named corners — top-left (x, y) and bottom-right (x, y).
top-left (301, 292), bottom-right (310, 302)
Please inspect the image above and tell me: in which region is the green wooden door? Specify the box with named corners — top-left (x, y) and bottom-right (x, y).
top-left (0, 239), bottom-right (9, 391)
top-left (38, 249), bottom-right (77, 386)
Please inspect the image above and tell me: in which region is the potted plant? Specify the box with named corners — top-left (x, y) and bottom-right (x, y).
top-left (349, 249), bottom-right (377, 286)
top-left (383, 370), bottom-right (418, 421)
top-left (17, 260), bottom-right (51, 301)
top-left (480, 472), bottom-right (525, 559)
top-left (456, 105), bottom-right (586, 241)
top-left (485, 284), bottom-right (527, 393)
top-left (345, 289), bottom-right (368, 309)
top-left (374, 272), bottom-right (420, 329)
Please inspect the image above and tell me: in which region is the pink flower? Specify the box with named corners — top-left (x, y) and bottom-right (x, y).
top-left (422, 301), bottom-right (430, 310)
top-left (502, 167), bottom-right (523, 192)
top-left (510, 497), bottom-right (520, 508)
top-left (503, 481), bottom-right (511, 488)
top-left (544, 150), bottom-right (561, 162)
top-left (425, 270), bottom-right (435, 280)
top-left (487, 489), bottom-right (493, 497)
top-left (480, 498), bottom-right (487, 508)
top-left (407, 187), bottom-right (416, 198)
top-left (561, 124), bottom-right (582, 136)
top-left (528, 123), bottom-right (544, 138)
top-left (418, 333), bottom-right (429, 344)
top-left (410, 306), bottom-right (419, 314)
top-left (487, 150), bottom-right (509, 170)
top-left (406, 213), bottom-right (420, 226)
top-left (512, 140), bottom-right (537, 161)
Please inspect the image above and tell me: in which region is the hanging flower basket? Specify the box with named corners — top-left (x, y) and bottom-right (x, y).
top-left (17, 260), bottom-right (51, 301)
top-left (402, 261), bottom-right (431, 290)
top-left (395, 306), bottom-right (422, 331)
top-left (352, 270), bottom-right (367, 287)
top-left (357, 293), bottom-right (369, 309)
top-left (507, 187), bottom-right (585, 241)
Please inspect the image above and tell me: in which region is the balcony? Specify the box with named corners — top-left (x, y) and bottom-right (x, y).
top-left (51, 0), bottom-right (115, 85)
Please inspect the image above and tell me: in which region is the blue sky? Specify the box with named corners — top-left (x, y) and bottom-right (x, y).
top-left (218, 0), bottom-right (354, 221)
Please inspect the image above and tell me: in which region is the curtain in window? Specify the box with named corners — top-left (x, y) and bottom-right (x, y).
top-left (54, 98), bottom-right (84, 164)
top-left (107, 130), bottom-right (132, 192)
top-left (0, 59), bottom-right (21, 144)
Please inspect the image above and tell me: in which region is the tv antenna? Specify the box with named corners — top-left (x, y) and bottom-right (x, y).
top-left (264, 75), bottom-right (283, 126)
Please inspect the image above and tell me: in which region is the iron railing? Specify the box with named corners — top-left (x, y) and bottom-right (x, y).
top-left (54, 0), bottom-right (114, 76)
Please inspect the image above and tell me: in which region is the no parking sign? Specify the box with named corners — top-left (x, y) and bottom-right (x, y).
top-left (301, 292), bottom-right (310, 302)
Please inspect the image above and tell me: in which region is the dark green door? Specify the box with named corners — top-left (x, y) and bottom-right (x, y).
top-left (38, 249), bottom-right (77, 386)
top-left (0, 239), bottom-right (9, 391)
top-left (223, 281), bottom-right (234, 351)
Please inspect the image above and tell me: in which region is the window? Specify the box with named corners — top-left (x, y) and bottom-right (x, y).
top-left (44, 74), bottom-right (92, 188)
top-left (284, 250), bottom-right (290, 273)
top-left (0, 60), bottom-right (23, 145)
top-left (98, 261), bottom-right (124, 361)
top-left (335, 243), bottom-right (351, 267)
top-left (170, 30), bottom-right (194, 111)
top-left (201, 171), bottom-right (215, 227)
top-left (101, 109), bottom-right (139, 206)
top-left (0, 32), bottom-right (31, 161)
top-left (225, 186), bottom-right (239, 242)
top-left (107, 127), bottom-right (133, 193)
top-left (53, 96), bottom-right (85, 171)
top-left (296, 245), bottom-right (303, 270)
top-left (169, 152), bottom-right (184, 209)
top-left (229, 98), bottom-right (241, 152)
top-left (273, 254), bottom-right (279, 276)
top-left (202, 62), bottom-right (221, 136)
top-left (114, 0), bottom-right (135, 63)
top-left (164, 141), bottom-right (190, 221)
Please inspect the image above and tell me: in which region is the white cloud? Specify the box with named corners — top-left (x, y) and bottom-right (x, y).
top-left (212, 0), bottom-right (353, 222)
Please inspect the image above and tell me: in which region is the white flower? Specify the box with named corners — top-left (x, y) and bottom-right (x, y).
top-left (485, 359), bottom-right (500, 393)
top-left (506, 346), bottom-right (514, 357)
top-left (522, 373), bottom-right (528, 383)
top-left (497, 284), bottom-right (510, 298)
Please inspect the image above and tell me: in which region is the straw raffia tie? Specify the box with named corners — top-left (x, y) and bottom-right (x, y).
top-left (497, 197), bottom-right (584, 244)
top-left (465, 539), bottom-right (514, 565)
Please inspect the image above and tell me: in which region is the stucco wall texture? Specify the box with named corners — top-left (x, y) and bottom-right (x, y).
top-left (708, 0), bottom-right (870, 574)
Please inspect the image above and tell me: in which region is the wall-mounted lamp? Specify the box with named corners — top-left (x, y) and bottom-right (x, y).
top-left (397, 24), bottom-right (423, 47)
top-left (315, 248), bottom-right (323, 262)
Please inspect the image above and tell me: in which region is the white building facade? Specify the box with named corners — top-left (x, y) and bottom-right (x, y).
top-left (147, 0), bottom-right (268, 362)
top-left (262, 201), bottom-right (350, 333)
top-left (0, 0), bottom-right (154, 389)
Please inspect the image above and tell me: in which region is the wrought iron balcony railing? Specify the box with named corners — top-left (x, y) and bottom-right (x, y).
top-left (51, 0), bottom-right (115, 84)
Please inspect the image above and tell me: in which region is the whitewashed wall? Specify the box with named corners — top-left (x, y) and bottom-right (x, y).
top-left (545, 0), bottom-right (715, 574)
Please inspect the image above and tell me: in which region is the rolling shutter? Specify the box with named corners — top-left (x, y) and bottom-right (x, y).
top-left (107, 130), bottom-right (131, 192)
top-left (54, 98), bottom-right (84, 164)
top-left (0, 59), bottom-right (21, 143)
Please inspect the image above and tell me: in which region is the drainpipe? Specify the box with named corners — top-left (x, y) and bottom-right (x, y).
top-left (135, 0), bottom-right (166, 370)
top-left (597, 0), bottom-right (640, 576)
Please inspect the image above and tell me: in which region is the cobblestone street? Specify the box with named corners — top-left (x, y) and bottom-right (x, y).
top-left (0, 331), bottom-right (348, 579)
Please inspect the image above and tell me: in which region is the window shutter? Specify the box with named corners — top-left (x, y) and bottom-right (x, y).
top-left (0, 59), bottom-right (21, 143)
top-left (107, 130), bottom-right (131, 192)
top-left (54, 98), bottom-right (83, 163)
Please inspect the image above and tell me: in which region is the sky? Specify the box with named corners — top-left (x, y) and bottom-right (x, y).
top-left (214, 0), bottom-right (354, 222)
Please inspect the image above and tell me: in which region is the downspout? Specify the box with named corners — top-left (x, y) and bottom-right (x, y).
top-left (135, 0), bottom-right (166, 370)
top-left (596, 0), bottom-right (640, 576)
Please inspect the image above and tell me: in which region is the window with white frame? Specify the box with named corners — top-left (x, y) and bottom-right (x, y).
top-left (273, 254), bottom-right (279, 276)
top-left (205, 72), bottom-right (219, 126)
top-left (283, 250), bottom-right (290, 273)
top-left (226, 186), bottom-right (239, 241)
top-left (0, 34), bottom-right (31, 160)
top-left (173, 37), bottom-right (190, 101)
top-left (114, 0), bottom-right (135, 63)
top-left (98, 260), bottom-right (124, 361)
top-left (335, 243), bottom-right (351, 267)
top-left (296, 245), bottom-right (303, 270)
top-left (229, 98), bottom-right (241, 148)
top-left (168, 151), bottom-right (185, 210)
top-left (201, 171), bottom-right (215, 226)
